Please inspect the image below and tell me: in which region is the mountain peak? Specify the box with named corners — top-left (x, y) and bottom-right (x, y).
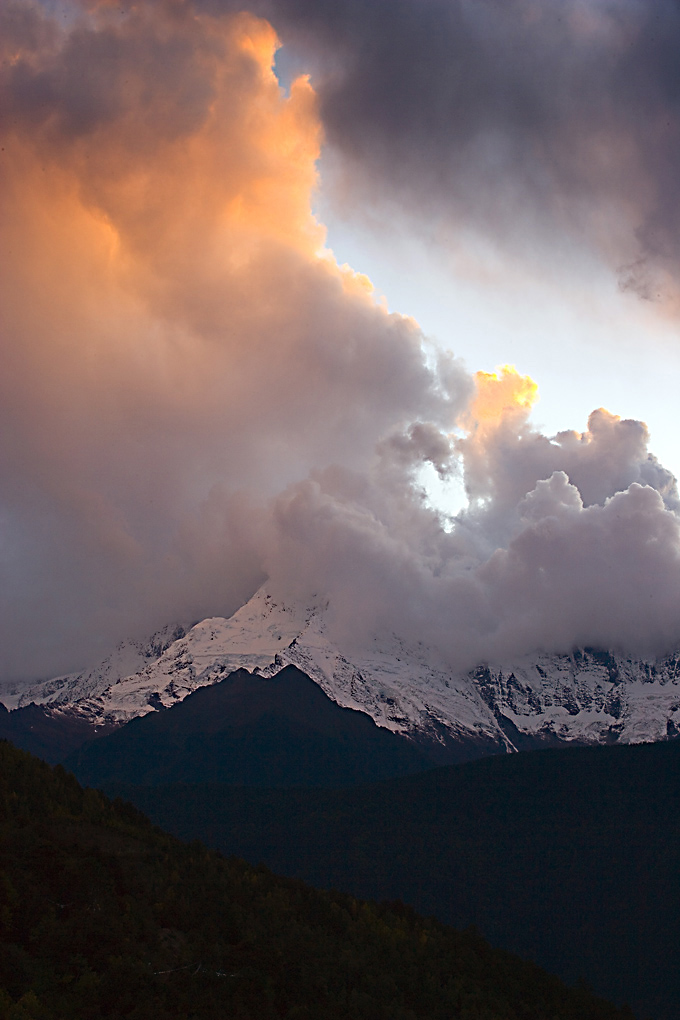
top-left (4, 583), bottom-right (680, 759)
top-left (65, 664), bottom-right (432, 787)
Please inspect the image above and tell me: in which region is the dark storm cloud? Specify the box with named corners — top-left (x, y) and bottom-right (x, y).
top-left (206, 0), bottom-right (680, 305)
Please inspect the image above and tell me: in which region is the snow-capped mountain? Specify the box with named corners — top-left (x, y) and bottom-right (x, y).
top-left (4, 585), bottom-right (680, 754)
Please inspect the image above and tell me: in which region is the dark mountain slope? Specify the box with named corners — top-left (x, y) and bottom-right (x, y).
top-left (0, 740), bottom-right (633, 1020)
top-left (0, 702), bottom-right (114, 763)
top-left (65, 666), bottom-right (433, 787)
top-left (111, 740), bottom-right (680, 1020)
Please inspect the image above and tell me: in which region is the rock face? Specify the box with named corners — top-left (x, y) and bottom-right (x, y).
top-left (4, 585), bottom-right (680, 758)
top-left (470, 648), bottom-right (680, 748)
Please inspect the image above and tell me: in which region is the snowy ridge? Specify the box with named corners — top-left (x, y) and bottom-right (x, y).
top-left (5, 585), bottom-right (680, 750)
top-left (0, 624), bottom-right (186, 713)
top-left (471, 649), bottom-right (680, 746)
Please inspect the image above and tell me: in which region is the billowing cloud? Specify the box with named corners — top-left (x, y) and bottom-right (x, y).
top-left (2, 0), bottom-right (680, 686)
top-left (454, 366), bottom-right (679, 551)
top-left (0, 0), bottom-right (465, 678)
top-left (261, 398), bottom-right (680, 669)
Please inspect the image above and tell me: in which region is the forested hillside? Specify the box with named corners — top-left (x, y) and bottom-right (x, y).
top-left (0, 740), bottom-right (635, 1020)
top-left (105, 740), bottom-right (680, 1020)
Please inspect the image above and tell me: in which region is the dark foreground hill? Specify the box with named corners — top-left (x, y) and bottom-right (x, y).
top-left (64, 666), bottom-right (434, 787)
top-left (0, 741), bottom-right (633, 1020)
top-left (107, 740), bottom-right (680, 1020)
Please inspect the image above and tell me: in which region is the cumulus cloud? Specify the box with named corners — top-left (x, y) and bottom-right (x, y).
top-left (453, 366), bottom-right (679, 552)
top-left (262, 404), bottom-right (680, 669)
top-left (2, 0), bottom-right (680, 685)
top-left (0, 0), bottom-right (465, 678)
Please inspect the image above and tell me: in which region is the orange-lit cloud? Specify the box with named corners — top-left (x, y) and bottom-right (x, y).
top-left (0, 0), bottom-right (466, 678)
top-left (463, 365), bottom-right (538, 432)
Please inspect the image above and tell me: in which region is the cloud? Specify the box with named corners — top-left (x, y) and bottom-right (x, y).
top-left (261, 429), bottom-right (680, 670)
top-left (258, 363), bottom-right (680, 668)
top-left (454, 367), bottom-right (679, 551)
top-left (228, 0), bottom-right (680, 310)
top-left (0, 0), bottom-right (465, 679)
top-left (479, 479), bottom-right (680, 661)
top-left (2, 0), bottom-right (680, 685)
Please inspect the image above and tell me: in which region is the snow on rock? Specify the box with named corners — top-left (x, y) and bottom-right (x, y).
top-left (5, 585), bottom-right (680, 750)
top-left (471, 650), bottom-right (680, 746)
top-left (0, 624), bottom-right (186, 713)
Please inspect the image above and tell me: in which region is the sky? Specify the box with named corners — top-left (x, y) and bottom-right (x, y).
top-left (2, 0), bottom-right (680, 684)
